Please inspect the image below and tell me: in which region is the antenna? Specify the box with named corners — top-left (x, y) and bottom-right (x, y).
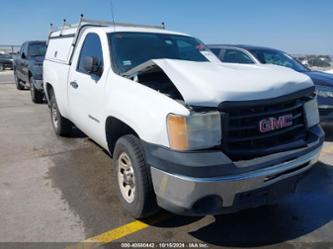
top-left (47, 23), bottom-right (54, 44)
top-left (60, 19), bottom-right (67, 37)
top-left (109, 0), bottom-right (116, 31)
top-left (79, 14), bottom-right (84, 26)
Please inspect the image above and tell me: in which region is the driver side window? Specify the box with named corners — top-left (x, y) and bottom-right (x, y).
top-left (77, 33), bottom-right (104, 75)
top-left (222, 49), bottom-right (254, 64)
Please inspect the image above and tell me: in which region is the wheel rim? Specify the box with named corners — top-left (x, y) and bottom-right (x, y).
top-left (117, 152), bottom-right (136, 203)
top-left (51, 102), bottom-right (59, 129)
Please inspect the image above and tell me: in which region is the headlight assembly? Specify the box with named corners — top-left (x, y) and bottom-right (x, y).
top-left (304, 99), bottom-right (320, 128)
top-left (32, 65), bottom-right (42, 75)
top-left (167, 112), bottom-right (221, 151)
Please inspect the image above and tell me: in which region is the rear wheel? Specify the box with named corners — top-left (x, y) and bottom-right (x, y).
top-left (14, 73), bottom-right (24, 90)
top-left (113, 135), bottom-right (159, 218)
top-left (49, 90), bottom-right (72, 136)
top-left (30, 77), bottom-right (44, 103)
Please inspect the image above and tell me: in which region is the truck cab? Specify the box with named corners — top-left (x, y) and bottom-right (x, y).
top-left (14, 41), bottom-right (47, 103)
top-left (43, 19), bottom-right (324, 218)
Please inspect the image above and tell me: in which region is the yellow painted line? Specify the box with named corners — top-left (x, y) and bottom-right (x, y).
top-left (67, 213), bottom-right (173, 249)
top-left (84, 219), bottom-right (149, 243)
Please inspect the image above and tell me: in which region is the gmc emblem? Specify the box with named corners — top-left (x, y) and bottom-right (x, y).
top-left (259, 114), bottom-right (293, 133)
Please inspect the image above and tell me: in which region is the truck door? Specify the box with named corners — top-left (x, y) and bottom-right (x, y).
top-left (17, 43), bottom-right (27, 80)
top-left (21, 43), bottom-right (30, 83)
top-left (68, 32), bottom-right (107, 143)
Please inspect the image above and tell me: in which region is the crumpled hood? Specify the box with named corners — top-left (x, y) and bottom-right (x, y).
top-left (127, 59), bottom-right (314, 107)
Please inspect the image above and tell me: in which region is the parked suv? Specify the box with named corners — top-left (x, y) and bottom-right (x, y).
top-left (208, 44), bottom-right (333, 125)
top-left (0, 54), bottom-right (13, 71)
top-left (14, 41), bottom-right (47, 103)
top-left (44, 19), bottom-right (323, 218)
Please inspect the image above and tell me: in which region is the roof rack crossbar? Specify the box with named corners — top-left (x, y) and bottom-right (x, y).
top-left (49, 18), bottom-right (165, 37)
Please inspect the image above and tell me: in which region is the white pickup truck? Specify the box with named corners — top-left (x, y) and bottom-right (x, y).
top-left (44, 19), bottom-right (324, 218)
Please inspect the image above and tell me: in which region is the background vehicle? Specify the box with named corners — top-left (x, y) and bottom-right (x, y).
top-left (0, 54), bottom-right (13, 71)
top-left (208, 44), bottom-right (333, 124)
top-left (14, 41), bottom-right (47, 103)
top-left (44, 19), bottom-right (323, 218)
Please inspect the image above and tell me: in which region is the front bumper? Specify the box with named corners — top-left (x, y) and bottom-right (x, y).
top-left (144, 125), bottom-right (324, 216)
top-left (31, 78), bottom-right (44, 91)
top-left (317, 95), bottom-right (333, 124)
top-left (319, 106), bottom-right (333, 125)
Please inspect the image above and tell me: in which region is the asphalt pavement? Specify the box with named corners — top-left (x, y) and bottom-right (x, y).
top-left (0, 71), bottom-right (14, 84)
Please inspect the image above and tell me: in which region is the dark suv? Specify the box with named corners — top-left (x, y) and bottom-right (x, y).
top-left (14, 41), bottom-right (47, 103)
top-left (0, 54), bottom-right (13, 71)
top-left (209, 44), bottom-right (333, 125)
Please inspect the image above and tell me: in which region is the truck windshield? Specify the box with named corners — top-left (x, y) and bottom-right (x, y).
top-left (108, 32), bottom-right (209, 74)
top-left (249, 49), bottom-right (310, 73)
top-left (28, 43), bottom-right (47, 57)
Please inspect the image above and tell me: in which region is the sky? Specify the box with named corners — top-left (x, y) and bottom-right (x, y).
top-left (0, 0), bottom-right (332, 54)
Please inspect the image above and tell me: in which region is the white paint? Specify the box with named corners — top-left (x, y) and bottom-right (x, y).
top-left (128, 59), bottom-right (313, 106)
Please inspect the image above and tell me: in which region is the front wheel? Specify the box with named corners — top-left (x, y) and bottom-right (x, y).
top-left (113, 135), bottom-right (159, 218)
top-left (30, 77), bottom-right (44, 103)
top-left (49, 91), bottom-right (72, 136)
top-left (14, 73), bottom-right (24, 90)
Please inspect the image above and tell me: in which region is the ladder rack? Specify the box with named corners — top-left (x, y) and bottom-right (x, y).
top-left (49, 16), bottom-right (165, 38)
top-left (47, 15), bottom-right (166, 65)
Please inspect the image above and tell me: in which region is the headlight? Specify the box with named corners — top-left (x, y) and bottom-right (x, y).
top-left (32, 65), bottom-right (42, 74)
top-left (316, 85), bottom-right (333, 98)
top-left (304, 99), bottom-right (319, 128)
top-left (167, 112), bottom-right (221, 151)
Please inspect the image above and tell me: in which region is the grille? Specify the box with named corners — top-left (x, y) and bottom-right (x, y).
top-left (219, 88), bottom-right (315, 161)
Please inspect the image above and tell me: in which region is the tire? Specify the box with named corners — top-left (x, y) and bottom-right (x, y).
top-left (14, 73), bottom-right (24, 90)
top-left (0, 64), bottom-right (4, 71)
top-left (30, 77), bottom-right (44, 103)
top-left (49, 90), bottom-right (72, 136)
top-left (113, 135), bottom-right (159, 218)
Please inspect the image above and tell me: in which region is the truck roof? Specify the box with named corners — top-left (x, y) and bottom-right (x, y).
top-left (208, 44), bottom-right (283, 53)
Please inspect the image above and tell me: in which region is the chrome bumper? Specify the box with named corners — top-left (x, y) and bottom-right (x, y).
top-left (151, 146), bottom-right (321, 215)
top-left (32, 79), bottom-right (43, 90)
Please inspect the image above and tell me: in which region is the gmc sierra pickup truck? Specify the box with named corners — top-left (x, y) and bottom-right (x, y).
top-left (14, 41), bottom-right (47, 103)
top-left (43, 18), bottom-right (324, 218)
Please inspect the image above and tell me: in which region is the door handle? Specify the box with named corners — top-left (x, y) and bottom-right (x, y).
top-left (70, 81), bottom-right (78, 89)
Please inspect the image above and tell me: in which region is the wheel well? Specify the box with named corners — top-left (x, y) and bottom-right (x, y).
top-left (105, 117), bottom-right (139, 155)
top-left (45, 83), bottom-right (54, 104)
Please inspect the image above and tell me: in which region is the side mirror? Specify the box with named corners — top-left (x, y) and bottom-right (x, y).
top-left (83, 56), bottom-right (102, 76)
top-left (21, 53), bottom-right (26, 59)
